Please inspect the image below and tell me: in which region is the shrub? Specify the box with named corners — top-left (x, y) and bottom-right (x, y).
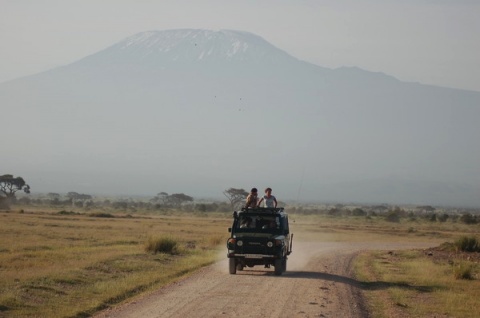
top-left (145, 236), bottom-right (178, 254)
top-left (452, 261), bottom-right (475, 280)
top-left (88, 212), bottom-right (114, 218)
top-left (328, 208), bottom-right (341, 216)
top-left (459, 213), bottom-right (477, 224)
top-left (438, 213), bottom-right (449, 222)
top-left (352, 208), bottom-right (366, 216)
top-left (58, 210), bottom-right (80, 215)
top-left (454, 236), bottom-right (480, 252)
top-left (385, 211), bottom-right (400, 223)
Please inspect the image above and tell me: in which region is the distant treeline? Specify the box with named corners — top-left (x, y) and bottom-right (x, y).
top-left (288, 205), bottom-right (480, 224)
top-left (8, 194), bottom-right (480, 224)
top-left (13, 194), bottom-right (233, 213)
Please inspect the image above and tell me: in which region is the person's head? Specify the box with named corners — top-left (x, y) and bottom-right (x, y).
top-left (265, 187), bottom-right (272, 194)
top-left (251, 188), bottom-right (258, 195)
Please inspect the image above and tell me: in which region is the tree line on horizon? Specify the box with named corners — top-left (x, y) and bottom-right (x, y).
top-left (0, 175), bottom-right (254, 212)
top-left (1, 175), bottom-right (479, 224)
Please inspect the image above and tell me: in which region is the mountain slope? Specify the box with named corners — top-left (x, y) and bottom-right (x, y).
top-left (2, 29), bottom-right (480, 206)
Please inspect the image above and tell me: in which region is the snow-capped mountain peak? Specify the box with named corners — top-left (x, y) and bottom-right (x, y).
top-left (85, 29), bottom-right (295, 65)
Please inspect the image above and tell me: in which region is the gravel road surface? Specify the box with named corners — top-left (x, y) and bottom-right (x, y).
top-left (94, 241), bottom-right (433, 318)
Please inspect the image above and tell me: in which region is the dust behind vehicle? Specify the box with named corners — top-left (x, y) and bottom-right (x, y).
top-left (227, 207), bottom-right (293, 275)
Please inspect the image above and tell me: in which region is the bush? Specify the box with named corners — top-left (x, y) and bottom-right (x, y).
top-left (145, 236), bottom-right (178, 254)
top-left (58, 210), bottom-right (80, 215)
top-left (438, 213), bottom-right (449, 222)
top-left (459, 213), bottom-right (477, 224)
top-left (385, 211), bottom-right (400, 223)
top-left (453, 261), bottom-right (475, 280)
top-left (454, 236), bottom-right (480, 252)
top-left (88, 212), bottom-right (114, 218)
top-left (352, 208), bottom-right (366, 216)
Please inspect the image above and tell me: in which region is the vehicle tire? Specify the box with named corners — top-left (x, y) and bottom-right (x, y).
top-left (282, 258), bottom-right (287, 273)
top-left (229, 258), bottom-right (237, 274)
top-left (236, 263), bottom-right (244, 271)
top-left (274, 258), bottom-right (283, 276)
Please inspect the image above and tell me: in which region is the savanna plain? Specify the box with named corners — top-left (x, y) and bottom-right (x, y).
top-left (1, 205), bottom-right (479, 318)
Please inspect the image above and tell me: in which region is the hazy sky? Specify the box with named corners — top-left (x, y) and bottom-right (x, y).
top-left (1, 0), bottom-right (479, 92)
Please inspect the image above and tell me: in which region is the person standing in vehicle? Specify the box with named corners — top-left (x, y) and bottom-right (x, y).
top-left (244, 188), bottom-right (259, 208)
top-left (258, 187), bottom-right (277, 208)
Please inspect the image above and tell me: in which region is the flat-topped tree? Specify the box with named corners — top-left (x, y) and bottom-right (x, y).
top-left (223, 188), bottom-right (248, 210)
top-left (0, 174), bottom-right (30, 199)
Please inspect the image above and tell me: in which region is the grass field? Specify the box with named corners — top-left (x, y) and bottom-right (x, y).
top-left (1, 207), bottom-right (479, 317)
top-left (0, 208), bottom-right (230, 317)
top-left (350, 218), bottom-right (480, 318)
top-left (355, 249), bottom-right (480, 318)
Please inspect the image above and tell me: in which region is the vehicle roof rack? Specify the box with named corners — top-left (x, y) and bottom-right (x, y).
top-left (233, 207), bottom-right (285, 218)
top-left (239, 207), bottom-right (284, 213)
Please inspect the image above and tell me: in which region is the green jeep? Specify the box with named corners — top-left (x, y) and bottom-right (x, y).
top-left (227, 207), bottom-right (293, 275)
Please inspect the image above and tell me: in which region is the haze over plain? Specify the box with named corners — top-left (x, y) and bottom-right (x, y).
top-left (1, 1), bottom-right (479, 206)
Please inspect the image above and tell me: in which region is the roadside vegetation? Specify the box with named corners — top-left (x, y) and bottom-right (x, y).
top-left (352, 225), bottom-right (480, 317)
top-left (0, 195), bottom-right (479, 317)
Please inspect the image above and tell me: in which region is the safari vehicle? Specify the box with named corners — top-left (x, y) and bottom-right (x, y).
top-left (227, 207), bottom-right (293, 275)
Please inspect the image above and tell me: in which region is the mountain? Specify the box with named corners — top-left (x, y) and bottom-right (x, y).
top-left (2, 29), bottom-right (480, 207)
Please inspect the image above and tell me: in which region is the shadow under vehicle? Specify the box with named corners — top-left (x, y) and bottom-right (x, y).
top-left (227, 207), bottom-right (293, 276)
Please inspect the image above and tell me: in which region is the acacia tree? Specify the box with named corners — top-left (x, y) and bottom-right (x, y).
top-left (0, 174), bottom-right (31, 199)
top-left (151, 192), bottom-right (194, 208)
top-left (167, 193), bottom-right (194, 207)
top-left (223, 188), bottom-right (248, 210)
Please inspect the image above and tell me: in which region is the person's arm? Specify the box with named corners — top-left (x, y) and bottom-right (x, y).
top-left (274, 196), bottom-right (278, 208)
top-left (244, 195), bottom-right (251, 208)
top-left (257, 197), bottom-right (264, 207)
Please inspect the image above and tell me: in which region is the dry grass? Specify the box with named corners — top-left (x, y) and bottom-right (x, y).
top-left (355, 247), bottom-right (480, 317)
top-left (290, 213), bottom-right (461, 243)
top-left (0, 209), bottom-right (230, 317)
top-left (1, 208), bottom-right (479, 317)
top-left (293, 214), bottom-right (480, 318)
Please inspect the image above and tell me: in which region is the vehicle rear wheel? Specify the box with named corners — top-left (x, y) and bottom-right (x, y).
top-left (282, 258), bottom-right (287, 272)
top-left (229, 258), bottom-right (237, 274)
top-left (274, 259), bottom-right (283, 276)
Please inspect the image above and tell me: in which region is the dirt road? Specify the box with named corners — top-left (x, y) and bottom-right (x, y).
top-left (94, 241), bottom-right (433, 318)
